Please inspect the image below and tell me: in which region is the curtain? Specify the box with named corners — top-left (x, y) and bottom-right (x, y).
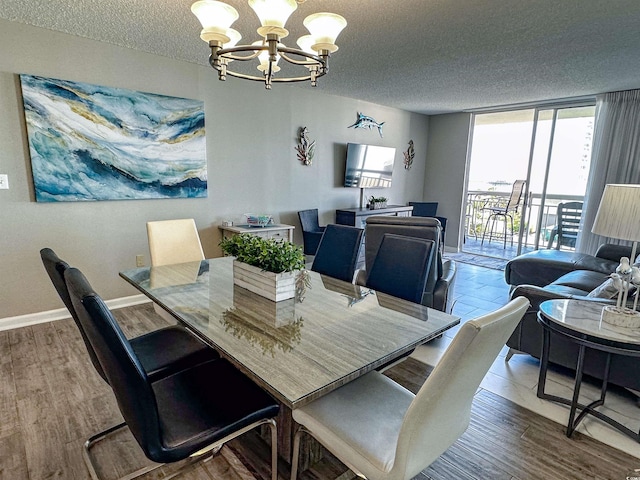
top-left (577, 89), bottom-right (640, 255)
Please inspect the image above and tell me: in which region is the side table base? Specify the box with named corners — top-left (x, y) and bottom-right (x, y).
top-left (537, 325), bottom-right (640, 442)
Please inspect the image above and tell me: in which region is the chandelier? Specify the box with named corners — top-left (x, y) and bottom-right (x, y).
top-left (191, 0), bottom-right (347, 89)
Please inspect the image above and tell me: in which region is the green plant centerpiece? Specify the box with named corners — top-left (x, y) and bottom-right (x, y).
top-left (368, 195), bottom-right (388, 210)
top-left (219, 234), bottom-right (310, 302)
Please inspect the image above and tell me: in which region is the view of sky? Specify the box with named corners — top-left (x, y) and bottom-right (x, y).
top-left (468, 107), bottom-right (595, 197)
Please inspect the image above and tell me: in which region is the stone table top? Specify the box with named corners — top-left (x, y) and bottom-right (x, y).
top-left (121, 257), bottom-right (460, 408)
top-left (539, 299), bottom-right (640, 347)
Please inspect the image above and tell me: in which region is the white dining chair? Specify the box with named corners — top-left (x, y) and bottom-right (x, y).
top-left (146, 218), bottom-right (205, 320)
top-left (290, 296), bottom-right (530, 480)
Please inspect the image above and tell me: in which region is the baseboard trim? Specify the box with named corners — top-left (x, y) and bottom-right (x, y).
top-left (0, 294), bottom-right (152, 332)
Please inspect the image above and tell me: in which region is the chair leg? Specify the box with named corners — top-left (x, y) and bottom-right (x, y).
top-left (85, 418), bottom-right (277, 480)
top-left (291, 425), bottom-right (364, 480)
top-left (290, 426), bottom-right (304, 480)
top-left (84, 421), bottom-right (162, 480)
top-left (481, 214), bottom-right (495, 245)
top-left (267, 419), bottom-right (278, 480)
top-left (509, 213), bottom-right (515, 246)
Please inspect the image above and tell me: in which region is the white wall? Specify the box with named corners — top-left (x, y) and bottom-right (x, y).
top-left (424, 112), bottom-right (472, 250)
top-left (0, 19), bottom-right (430, 319)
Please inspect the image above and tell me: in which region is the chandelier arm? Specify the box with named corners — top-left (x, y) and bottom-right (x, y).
top-left (218, 44), bottom-right (265, 61)
top-left (278, 51), bottom-right (325, 67)
top-left (223, 70), bottom-right (322, 83)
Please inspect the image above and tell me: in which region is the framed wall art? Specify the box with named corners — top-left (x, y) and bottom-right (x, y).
top-left (20, 74), bottom-right (207, 202)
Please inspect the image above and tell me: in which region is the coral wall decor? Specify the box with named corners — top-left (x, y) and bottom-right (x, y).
top-left (403, 140), bottom-right (415, 170)
top-left (295, 126), bottom-right (315, 166)
top-left (20, 75), bottom-right (207, 202)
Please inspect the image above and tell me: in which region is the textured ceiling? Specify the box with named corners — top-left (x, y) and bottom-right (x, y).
top-left (2, 0), bottom-right (640, 114)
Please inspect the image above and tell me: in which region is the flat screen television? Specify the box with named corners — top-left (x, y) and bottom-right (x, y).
top-left (344, 143), bottom-right (395, 188)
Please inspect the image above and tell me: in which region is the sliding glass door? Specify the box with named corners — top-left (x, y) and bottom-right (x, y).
top-left (463, 104), bottom-right (595, 260)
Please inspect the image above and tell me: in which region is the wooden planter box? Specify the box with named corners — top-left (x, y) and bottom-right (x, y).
top-left (232, 260), bottom-right (297, 302)
top-left (369, 201), bottom-right (387, 210)
top-left (232, 285), bottom-right (296, 328)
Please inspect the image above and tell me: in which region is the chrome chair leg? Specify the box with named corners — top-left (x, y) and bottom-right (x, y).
top-left (84, 418), bottom-right (277, 480)
top-left (290, 426), bottom-right (304, 480)
top-left (83, 421), bottom-right (161, 480)
top-left (291, 425), bottom-right (364, 480)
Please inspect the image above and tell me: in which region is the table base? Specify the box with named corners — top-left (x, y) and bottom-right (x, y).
top-left (537, 326), bottom-right (640, 442)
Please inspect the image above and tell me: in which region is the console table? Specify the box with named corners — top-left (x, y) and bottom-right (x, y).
top-left (537, 299), bottom-right (640, 441)
top-left (219, 223), bottom-right (294, 242)
top-left (335, 205), bottom-right (413, 228)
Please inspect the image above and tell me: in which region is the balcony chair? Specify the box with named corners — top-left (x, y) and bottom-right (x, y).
top-left (546, 201), bottom-right (583, 250)
top-left (311, 224), bottom-right (364, 283)
top-left (65, 266), bottom-right (280, 480)
top-left (365, 234), bottom-right (435, 304)
top-left (357, 216), bottom-right (456, 312)
top-left (146, 218), bottom-right (205, 321)
top-left (297, 209), bottom-right (326, 256)
top-left (480, 179), bottom-right (526, 248)
top-left (289, 297), bottom-right (529, 480)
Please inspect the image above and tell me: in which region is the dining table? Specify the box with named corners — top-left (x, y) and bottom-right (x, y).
top-left (120, 257), bottom-right (460, 467)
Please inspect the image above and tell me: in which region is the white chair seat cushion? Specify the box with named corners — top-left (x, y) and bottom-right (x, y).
top-left (293, 371), bottom-right (414, 478)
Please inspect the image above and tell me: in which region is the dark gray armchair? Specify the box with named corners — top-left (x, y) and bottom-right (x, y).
top-left (356, 216), bottom-right (456, 312)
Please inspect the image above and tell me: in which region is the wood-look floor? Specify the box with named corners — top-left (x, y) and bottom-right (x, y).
top-left (1, 303), bottom-right (638, 480)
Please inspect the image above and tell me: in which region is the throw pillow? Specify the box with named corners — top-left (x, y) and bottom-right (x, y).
top-left (587, 277), bottom-right (620, 299)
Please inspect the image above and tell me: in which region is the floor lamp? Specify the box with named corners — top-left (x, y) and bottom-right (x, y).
top-left (591, 184), bottom-right (640, 327)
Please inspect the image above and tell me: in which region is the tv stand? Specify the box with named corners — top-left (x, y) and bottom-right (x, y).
top-left (335, 205), bottom-right (413, 228)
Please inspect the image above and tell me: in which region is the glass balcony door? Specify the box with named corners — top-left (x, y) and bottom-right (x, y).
top-left (463, 104), bottom-right (595, 260)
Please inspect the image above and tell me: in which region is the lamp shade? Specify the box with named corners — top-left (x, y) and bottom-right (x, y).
top-left (592, 184), bottom-right (640, 242)
top-left (296, 35), bottom-right (315, 54)
top-left (225, 28), bottom-right (242, 48)
top-left (191, 0), bottom-right (239, 43)
top-left (249, 0), bottom-right (297, 29)
top-left (303, 12), bottom-right (347, 52)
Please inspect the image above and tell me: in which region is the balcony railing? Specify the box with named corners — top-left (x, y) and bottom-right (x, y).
top-left (464, 190), bottom-right (584, 259)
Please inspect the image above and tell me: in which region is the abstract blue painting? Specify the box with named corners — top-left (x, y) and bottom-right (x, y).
top-left (20, 75), bottom-right (207, 202)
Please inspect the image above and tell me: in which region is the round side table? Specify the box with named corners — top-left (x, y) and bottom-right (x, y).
top-left (537, 298), bottom-right (640, 441)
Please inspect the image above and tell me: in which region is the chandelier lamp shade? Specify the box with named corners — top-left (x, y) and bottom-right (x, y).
top-left (191, 0), bottom-right (347, 89)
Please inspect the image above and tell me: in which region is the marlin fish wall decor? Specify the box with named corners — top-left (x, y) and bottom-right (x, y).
top-left (348, 112), bottom-right (385, 137)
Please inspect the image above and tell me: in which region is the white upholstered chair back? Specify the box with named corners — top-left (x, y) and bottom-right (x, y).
top-left (146, 219), bottom-right (205, 321)
top-left (391, 296), bottom-right (529, 480)
top-left (147, 219), bottom-right (205, 266)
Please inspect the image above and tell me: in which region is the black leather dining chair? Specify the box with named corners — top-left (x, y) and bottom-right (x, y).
top-left (40, 247), bottom-right (218, 383)
top-left (65, 266), bottom-right (280, 480)
top-left (40, 248), bottom-right (221, 479)
top-left (298, 208), bottom-right (326, 255)
top-left (365, 233), bottom-right (435, 304)
top-left (359, 217), bottom-right (455, 312)
top-left (311, 224), bottom-right (364, 282)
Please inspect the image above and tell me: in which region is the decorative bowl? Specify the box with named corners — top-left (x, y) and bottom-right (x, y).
top-left (245, 214), bottom-right (273, 227)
